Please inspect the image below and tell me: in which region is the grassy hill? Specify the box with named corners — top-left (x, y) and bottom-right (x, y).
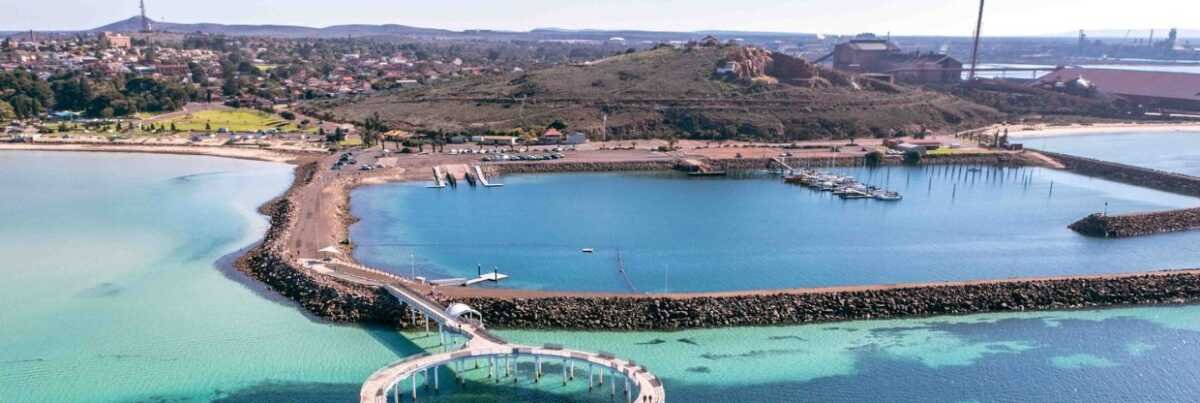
top-left (313, 45), bottom-right (1001, 141)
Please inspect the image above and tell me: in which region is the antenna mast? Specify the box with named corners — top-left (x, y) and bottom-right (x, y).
top-left (140, 0), bottom-right (152, 33)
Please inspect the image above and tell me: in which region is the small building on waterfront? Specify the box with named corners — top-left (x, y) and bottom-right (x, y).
top-left (540, 128), bottom-right (564, 144)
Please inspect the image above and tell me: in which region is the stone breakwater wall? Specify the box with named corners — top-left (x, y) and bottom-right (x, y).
top-left (235, 162), bottom-right (413, 326)
top-left (1039, 150), bottom-right (1200, 238)
top-left (448, 272), bottom-right (1200, 330)
top-left (488, 153), bottom-right (1038, 176)
top-left (1039, 150), bottom-right (1200, 197)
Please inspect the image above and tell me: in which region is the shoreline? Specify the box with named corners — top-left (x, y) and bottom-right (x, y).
top-left (1007, 122), bottom-right (1200, 139)
top-left (0, 143), bottom-right (311, 163)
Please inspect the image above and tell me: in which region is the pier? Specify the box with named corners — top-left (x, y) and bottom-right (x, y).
top-left (433, 164), bottom-right (504, 189)
top-left (363, 280), bottom-right (663, 403)
top-left (297, 259), bottom-right (665, 403)
top-left (429, 167), bottom-right (447, 188)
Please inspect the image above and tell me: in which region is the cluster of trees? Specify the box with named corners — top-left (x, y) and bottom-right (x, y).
top-left (0, 70), bottom-right (196, 120)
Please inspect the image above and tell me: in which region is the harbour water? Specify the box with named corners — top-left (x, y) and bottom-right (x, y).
top-left (350, 166), bottom-right (1200, 293)
top-left (1026, 130), bottom-right (1200, 176)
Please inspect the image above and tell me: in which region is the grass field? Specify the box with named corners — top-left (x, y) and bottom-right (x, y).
top-left (157, 109), bottom-right (303, 133)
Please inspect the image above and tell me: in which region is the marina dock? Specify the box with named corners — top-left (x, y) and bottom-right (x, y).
top-left (427, 272), bottom-right (511, 287)
top-left (784, 168), bottom-right (903, 201)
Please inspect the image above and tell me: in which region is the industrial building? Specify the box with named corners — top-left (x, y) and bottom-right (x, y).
top-left (822, 34), bottom-right (964, 84)
top-left (1036, 68), bottom-right (1200, 112)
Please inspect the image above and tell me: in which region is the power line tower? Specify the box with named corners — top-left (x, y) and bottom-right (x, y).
top-left (139, 0), bottom-right (152, 33)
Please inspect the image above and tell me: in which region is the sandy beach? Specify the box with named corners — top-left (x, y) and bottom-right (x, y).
top-left (1007, 122), bottom-right (1200, 139)
top-left (0, 143), bottom-right (306, 163)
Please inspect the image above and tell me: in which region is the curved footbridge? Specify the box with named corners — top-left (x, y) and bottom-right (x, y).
top-left (299, 258), bottom-right (665, 403)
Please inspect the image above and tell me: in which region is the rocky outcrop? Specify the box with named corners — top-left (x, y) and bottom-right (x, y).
top-left (722, 47), bottom-right (820, 85)
top-left (449, 271), bottom-right (1200, 330)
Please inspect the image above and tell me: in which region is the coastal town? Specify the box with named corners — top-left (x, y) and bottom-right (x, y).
top-left (6, 1), bottom-right (1200, 403)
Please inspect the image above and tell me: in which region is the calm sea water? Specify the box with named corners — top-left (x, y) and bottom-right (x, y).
top-left (350, 167), bottom-right (1200, 293)
top-left (1027, 130), bottom-right (1200, 176)
top-left (0, 151), bottom-right (420, 403)
top-left (500, 304), bottom-right (1200, 403)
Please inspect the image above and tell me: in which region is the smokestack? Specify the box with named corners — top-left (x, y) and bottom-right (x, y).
top-left (967, 0), bottom-right (985, 81)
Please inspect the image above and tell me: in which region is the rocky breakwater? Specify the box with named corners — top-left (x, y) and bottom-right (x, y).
top-left (235, 162), bottom-right (413, 326)
top-left (1039, 150), bottom-right (1200, 238)
top-left (447, 271), bottom-right (1200, 330)
top-left (1070, 209), bottom-right (1200, 238)
top-left (1039, 150), bottom-right (1200, 197)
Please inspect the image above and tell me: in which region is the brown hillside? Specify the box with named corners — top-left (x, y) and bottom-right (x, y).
top-left (313, 45), bottom-right (1001, 140)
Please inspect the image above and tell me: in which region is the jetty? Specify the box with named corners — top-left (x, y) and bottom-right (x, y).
top-left (296, 258), bottom-right (665, 403)
top-left (474, 165), bottom-right (504, 187)
top-left (769, 157), bottom-right (795, 174)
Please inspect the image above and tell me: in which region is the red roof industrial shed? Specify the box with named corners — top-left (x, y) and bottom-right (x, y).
top-left (1036, 68), bottom-right (1200, 110)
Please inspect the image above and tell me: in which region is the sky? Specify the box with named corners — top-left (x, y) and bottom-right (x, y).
top-left (1, 0), bottom-right (1197, 37)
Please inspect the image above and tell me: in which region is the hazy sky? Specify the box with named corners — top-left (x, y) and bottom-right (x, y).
top-left (2, 0), bottom-right (1196, 36)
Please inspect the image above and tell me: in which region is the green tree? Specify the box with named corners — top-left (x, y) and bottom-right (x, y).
top-left (0, 100), bottom-right (14, 120)
top-left (547, 120), bottom-right (568, 131)
top-left (864, 151), bottom-right (884, 167)
top-left (361, 112), bottom-right (389, 149)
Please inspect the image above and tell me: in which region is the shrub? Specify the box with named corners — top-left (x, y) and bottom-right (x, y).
top-left (903, 150), bottom-right (923, 165)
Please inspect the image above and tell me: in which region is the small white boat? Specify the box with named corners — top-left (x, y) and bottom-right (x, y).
top-left (873, 191), bottom-right (903, 201)
top-left (581, 248), bottom-right (595, 254)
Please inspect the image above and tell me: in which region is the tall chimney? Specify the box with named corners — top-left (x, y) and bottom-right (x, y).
top-left (967, 0), bottom-right (985, 81)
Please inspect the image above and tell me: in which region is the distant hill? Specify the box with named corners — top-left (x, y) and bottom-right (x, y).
top-left (88, 16), bottom-right (452, 38)
top-left (311, 45), bottom-right (1000, 141)
top-left (7, 16), bottom-right (817, 44)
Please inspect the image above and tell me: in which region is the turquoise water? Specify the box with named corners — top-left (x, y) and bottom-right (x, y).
top-left (350, 167), bottom-right (1200, 293)
top-left (0, 151), bottom-right (422, 402)
top-left (1027, 130), bottom-right (1200, 176)
top-left (500, 304), bottom-right (1200, 402)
